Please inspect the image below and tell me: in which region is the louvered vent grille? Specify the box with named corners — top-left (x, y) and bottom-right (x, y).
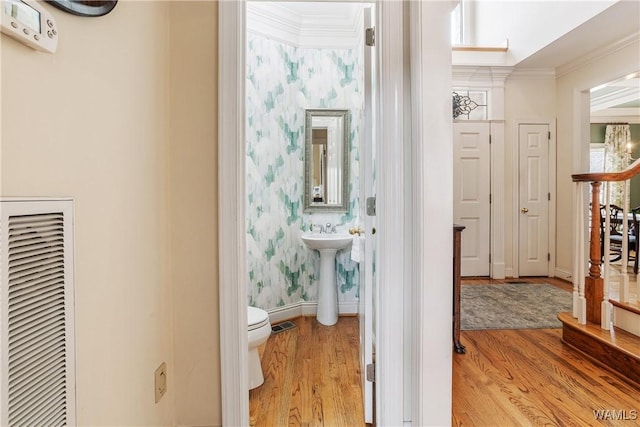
top-left (7, 213), bottom-right (68, 427)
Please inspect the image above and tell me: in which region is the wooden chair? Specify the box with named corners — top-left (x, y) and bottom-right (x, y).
top-left (600, 204), bottom-right (639, 273)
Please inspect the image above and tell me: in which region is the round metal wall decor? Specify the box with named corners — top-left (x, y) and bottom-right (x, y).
top-left (46, 0), bottom-right (117, 17)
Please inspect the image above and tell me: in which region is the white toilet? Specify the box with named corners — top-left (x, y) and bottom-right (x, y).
top-left (248, 306), bottom-right (271, 390)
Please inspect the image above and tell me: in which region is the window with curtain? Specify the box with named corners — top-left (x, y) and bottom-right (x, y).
top-left (604, 123), bottom-right (632, 206)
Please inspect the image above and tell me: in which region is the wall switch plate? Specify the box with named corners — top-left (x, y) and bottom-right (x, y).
top-left (155, 362), bottom-right (167, 403)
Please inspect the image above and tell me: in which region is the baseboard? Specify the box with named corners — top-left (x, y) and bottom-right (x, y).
top-left (555, 267), bottom-right (572, 282)
top-left (267, 303), bottom-right (303, 324)
top-left (267, 301), bottom-right (358, 324)
top-left (505, 267), bottom-right (513, 278)
top-left (491, 262), bottom-right (506, 279)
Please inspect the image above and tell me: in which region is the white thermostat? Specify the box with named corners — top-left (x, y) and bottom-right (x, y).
top-left (1, 0), bottom-right (57, 53)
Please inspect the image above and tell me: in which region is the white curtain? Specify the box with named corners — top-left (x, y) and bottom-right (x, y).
top-left (604, 124), bottom-right (632, 206)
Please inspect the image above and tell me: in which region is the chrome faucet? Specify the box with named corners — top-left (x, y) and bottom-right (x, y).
top-left (314, 224), bottom-right (325, 233)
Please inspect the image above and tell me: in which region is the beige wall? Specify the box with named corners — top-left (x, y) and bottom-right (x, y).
top-left (1, 1), bottom-right (221, 425)
top-left (556, 39), bottom-right (640, 276)
top-left (503, 77), bottom-right (557, 274)
top-left (168, 2), bottom-right (220, 426)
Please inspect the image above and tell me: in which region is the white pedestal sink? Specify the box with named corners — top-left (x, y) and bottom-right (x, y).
top-left (301, 233), bottom-right (353, 326)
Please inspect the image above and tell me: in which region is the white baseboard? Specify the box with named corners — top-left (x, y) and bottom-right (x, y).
top-left (505, 267), bottom-right (514, 278)
top-left (555, 267), bottom-right (572, 282)
top-left (267, 301), bottom-right (358, 324)
top-left (491, 262), bottom-right (506, 279)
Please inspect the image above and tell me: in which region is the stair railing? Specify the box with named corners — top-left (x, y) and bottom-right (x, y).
top-left (572, 157), bottom-right (640, 329)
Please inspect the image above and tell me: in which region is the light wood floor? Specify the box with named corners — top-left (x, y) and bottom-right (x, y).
top-left (249, 316), bottom-right (364, 427)
top-left (250, 277), bottom-right (640, 426)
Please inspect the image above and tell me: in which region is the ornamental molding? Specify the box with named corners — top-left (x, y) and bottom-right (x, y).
top-left (246, 2), bottom-right (364, 49)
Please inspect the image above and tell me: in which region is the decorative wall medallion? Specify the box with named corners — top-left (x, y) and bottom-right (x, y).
top-left (46, 0), bottom-right (117, 17)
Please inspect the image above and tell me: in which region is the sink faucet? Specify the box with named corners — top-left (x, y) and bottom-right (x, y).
top-left (314, 224), bottom-right (325, 233)
top-left (325, 223), bottom-right (336, 233)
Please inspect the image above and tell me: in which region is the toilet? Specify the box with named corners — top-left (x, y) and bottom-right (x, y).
top-left (247, 306), bottom-right (271, 390)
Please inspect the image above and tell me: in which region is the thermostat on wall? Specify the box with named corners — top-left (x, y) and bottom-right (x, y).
top-left (1, 0), bottom-right (57, 53)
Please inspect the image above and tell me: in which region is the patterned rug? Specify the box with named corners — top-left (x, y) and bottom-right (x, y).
top-left (460, 282), bottom-right (572, 330)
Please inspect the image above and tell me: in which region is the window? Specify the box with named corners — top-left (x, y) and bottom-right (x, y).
top-left (451, 0), bottom-right (472, 45)
top-left (452, 89), bottom-right (488, 120)
top-left (590, 143), bottom-right (605, 173)
top-left (451, 2), bottom-right (463, 45)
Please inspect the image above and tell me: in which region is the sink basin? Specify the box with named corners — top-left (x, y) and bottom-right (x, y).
top-left (301, 233), bottom-right (353, 326)
top-left (301, 233), bottom-right (353, 251)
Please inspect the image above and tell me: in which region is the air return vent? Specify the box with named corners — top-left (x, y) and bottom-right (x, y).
top-left (1, 199), bottom-right (76, 427)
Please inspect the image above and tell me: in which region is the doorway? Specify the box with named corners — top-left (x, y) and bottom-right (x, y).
top-left (244, 1), bottom-right (377, 423)
top-left (219, 2), bottom-right (455, 425)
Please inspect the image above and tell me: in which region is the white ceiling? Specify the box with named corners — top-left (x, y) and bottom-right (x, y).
top-left (249, 1), bottom-right (639, 119)
top-left (512, 0), bottom-right (640, 120)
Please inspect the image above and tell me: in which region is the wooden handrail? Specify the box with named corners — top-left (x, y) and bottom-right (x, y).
top-left (572, 157), bottom-right (640, 182)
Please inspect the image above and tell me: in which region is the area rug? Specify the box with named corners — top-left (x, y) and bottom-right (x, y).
top-left (460, 282), bottom-right (572, 330)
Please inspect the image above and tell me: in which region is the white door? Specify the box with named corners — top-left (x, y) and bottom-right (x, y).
top-left (518, 124), bottom-right (550, 276)
top-left (453, 122), bottom-right (491, 276)
top-left (359, 6), bottom-right (376, 424)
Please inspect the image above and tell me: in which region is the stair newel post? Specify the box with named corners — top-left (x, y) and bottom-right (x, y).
top-left (585, 181), bottom-right (604, 324)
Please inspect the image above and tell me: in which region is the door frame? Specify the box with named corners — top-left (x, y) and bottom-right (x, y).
top-left (512, 119), bottom-right (557, 278)
top-left (219, 1), bottom-right (454, 426)
top-left (219, 1), bottom-right (408, 425)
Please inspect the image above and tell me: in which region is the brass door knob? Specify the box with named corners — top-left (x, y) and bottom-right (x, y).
top-left (521, 207), bottom-right (529, 213)
top-left (349, 227), bottom-right (364, 236)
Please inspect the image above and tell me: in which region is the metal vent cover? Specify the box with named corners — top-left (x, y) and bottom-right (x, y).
top-left (1, 200), bottom-right (76, 427)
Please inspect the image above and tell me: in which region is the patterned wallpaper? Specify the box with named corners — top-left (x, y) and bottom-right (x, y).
top-left (246, 32), bottom-right (364, 310)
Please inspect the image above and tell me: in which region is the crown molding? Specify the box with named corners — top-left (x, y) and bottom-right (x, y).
top-left (556, 31), bottom-right (640, 78)
top-left (591, 107), bottom-right (640, 124)
top-left (247, 2), bottom-right (364, 49)
top-left (452, 65), bottom-right (514, 86)
top-left (508, 68), bottom-right (556, 80)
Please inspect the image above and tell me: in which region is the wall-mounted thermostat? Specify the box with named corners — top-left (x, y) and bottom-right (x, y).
top-left (1, 0), bottom-right (57, 53)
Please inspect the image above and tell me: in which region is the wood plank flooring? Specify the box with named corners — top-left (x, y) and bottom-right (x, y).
top-left (250, 277), bottom-right (640, 426)
top-left (249, 316), bottom-right (364, 427)
top-left (454, 328), bottom-right (640, 426)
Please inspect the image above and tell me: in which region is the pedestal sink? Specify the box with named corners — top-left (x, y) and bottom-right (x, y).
top-left (301, 233), bottom-right (353, 326)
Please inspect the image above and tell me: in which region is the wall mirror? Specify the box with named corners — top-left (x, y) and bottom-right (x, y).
top-left (304, 109), bottom-right (350, 213)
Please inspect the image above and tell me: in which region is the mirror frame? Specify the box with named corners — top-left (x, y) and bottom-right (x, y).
top-left (303, 109), bottom-right (350, 213)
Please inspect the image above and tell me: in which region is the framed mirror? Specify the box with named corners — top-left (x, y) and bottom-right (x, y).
top-left (304, 109), bottom-right (350, 213)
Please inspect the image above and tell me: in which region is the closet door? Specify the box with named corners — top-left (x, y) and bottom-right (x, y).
top-left (453, 122), bottom-right (491, 277)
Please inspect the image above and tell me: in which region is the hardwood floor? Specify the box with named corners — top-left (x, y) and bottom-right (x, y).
top-left (453, 328), bottom-right (640, 426)
top-left (251, 278), bottom-right (640, 426)
top-left (249, 316), bottom-right (365, 427)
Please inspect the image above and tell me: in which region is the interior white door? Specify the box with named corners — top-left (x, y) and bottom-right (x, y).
top-left (358, 5), bottom-right (376, 424)
top-left (518, 124), bottom-right (550, 276)
top-left (453, 122), bottom-right (491, 276)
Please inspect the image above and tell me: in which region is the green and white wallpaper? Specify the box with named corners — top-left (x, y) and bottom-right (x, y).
top-left (246, 32), bottom-right (364, 310)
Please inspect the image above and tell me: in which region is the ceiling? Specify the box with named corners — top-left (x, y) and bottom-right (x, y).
top-left (515, 1), bottom-right (639, 120)
top-left (250, 1), bottom-right (639, 120)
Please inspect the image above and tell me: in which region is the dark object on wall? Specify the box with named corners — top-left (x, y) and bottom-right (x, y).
top-left (453, 224), bottom-right (466, 354)
top-left (452, 92), bottom-right (479, 120)
top-left (46, 0), bottom-right (117, 17)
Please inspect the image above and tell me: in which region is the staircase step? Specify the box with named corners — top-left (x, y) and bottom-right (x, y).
top-left (611, 300), bottom-right (640, 336)
top-left (558, 312), bottom-right (640, 387)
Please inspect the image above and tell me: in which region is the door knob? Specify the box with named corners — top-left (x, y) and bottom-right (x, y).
top-left (349, 227), bottom-right (364, 236)
top-left (521, 207), bottom-right (529, 213)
